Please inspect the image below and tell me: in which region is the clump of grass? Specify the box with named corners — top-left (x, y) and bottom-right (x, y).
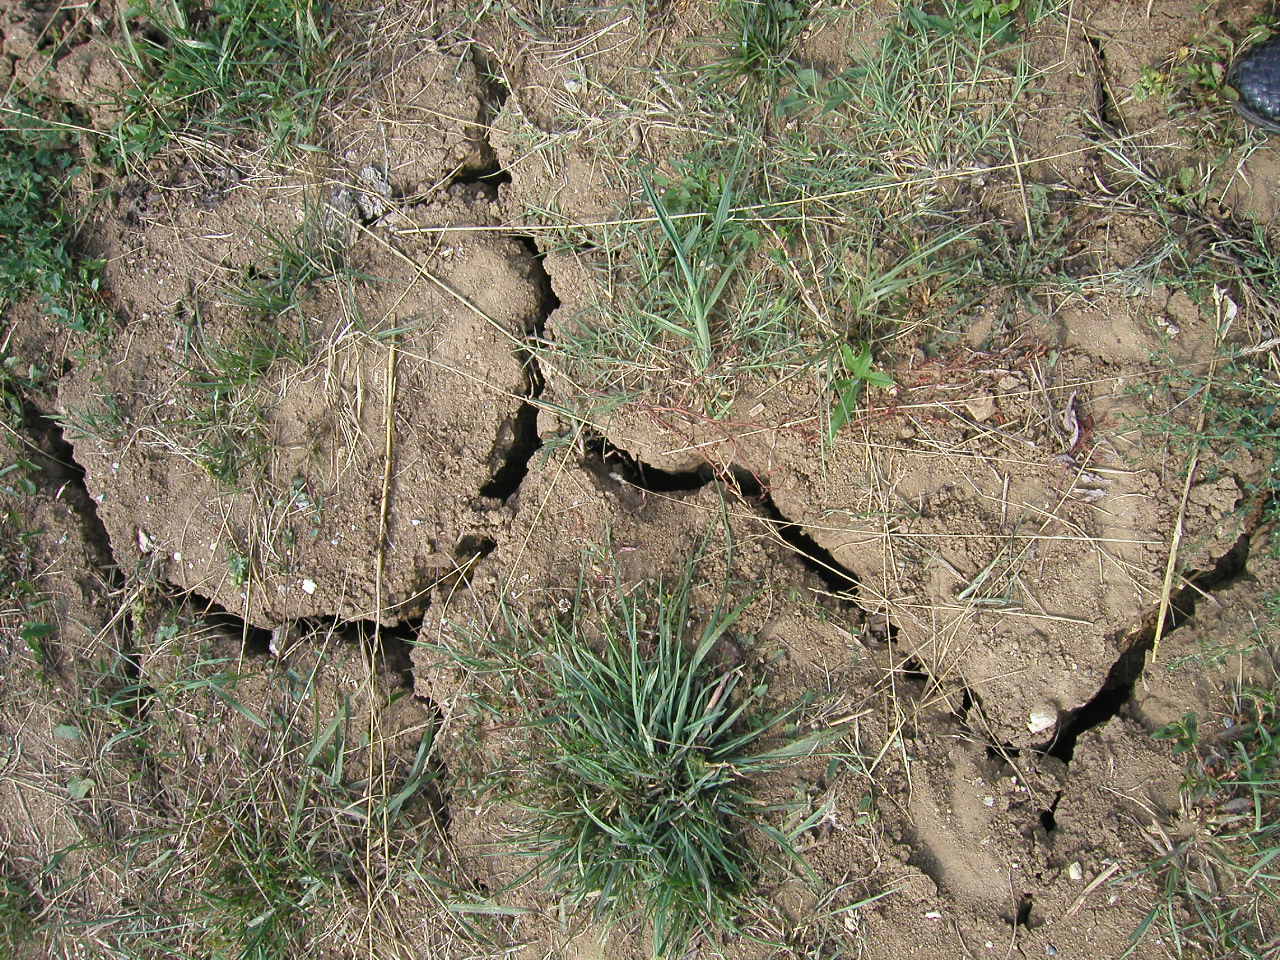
top-left (449, 545), bottom-right (831, 956)
top-left (53, 615), bottom-right (454, 958)
top-left (192, 767), bottom-right (359, 957)
top-left (539, 2), bottom-right (1035, 425)
top-left (222, 213), bottom-right (352, 320)
top-left (710, 0), bottom-right (808, 88)
top-left (110, 0), bottom-right (335, 164)
top-left (642, 165), bottom-right (746, 373)
top-left (0, 100), bottom-right (111, 336)
top-left (1133, 674), bottom-right (1280, 958)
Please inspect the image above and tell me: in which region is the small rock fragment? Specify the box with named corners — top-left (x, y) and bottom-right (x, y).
top-left (1027, 706), bottom-right (1057, 734)
top-left (965, 393), bottom-right (997, 422)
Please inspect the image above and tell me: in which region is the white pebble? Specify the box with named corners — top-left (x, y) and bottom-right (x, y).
top-left (1027, 707), bottom-right (1057, 734)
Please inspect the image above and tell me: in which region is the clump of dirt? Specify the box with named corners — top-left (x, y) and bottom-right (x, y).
top-left (332, 31), bottom-right (493, 200)
top-left (57, 166), bottom-right (547, 626)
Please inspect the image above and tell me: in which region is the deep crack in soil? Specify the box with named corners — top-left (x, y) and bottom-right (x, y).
top-left (479, 235), bottom-right (555, 502)
top-left (580, 431), bottom-right (862, 601)
top-left (179, 586), bottom-right (423, 687)
top-left (1041, 526), bottom-right (1254, 763)
top-left (21, 399), bottom-right (118, 579)
top-left (1085, 35), bottom-right (1120, 131)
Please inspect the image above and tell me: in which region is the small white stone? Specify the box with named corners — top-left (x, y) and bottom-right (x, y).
top-left (1027, 707), bottom-right (1057, 734)
top-left (1067, 861), bottom-right (1084, 882)
top-left (301, 579), bottom-right (317, 595)
top-left (173, 552), bottom-right (181, 562)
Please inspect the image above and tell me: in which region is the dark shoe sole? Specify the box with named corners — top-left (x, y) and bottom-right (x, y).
top-left (1233, 34), bottom-right (1280, 133)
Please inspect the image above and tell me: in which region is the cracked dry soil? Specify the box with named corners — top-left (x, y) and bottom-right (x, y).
top-left (3, 1), bottom-right (1280, 958)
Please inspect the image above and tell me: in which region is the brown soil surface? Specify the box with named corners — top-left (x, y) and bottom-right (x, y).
top-left (2, 1), bottom-right (1279, 958)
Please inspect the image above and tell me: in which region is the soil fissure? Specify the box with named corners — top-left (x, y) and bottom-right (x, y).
top-left (479, 235), bottom-right (556, 501)
top-left (177, 586), bottom-right (423, 687)
top-left (21, 400), bottom-right (119, 576)
top-left (1085, 35), bottom-right (1119, 130)
top-left (1041, 527), bottom-right (1254, 763)
top-left (580, 431), bottom-right (863, 600)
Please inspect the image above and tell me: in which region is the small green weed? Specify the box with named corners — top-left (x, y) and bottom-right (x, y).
top-left (1131, 35), bottom-right (1238, 147)
top-left (1134, 65), bottom-right (1176, 102)
top-left (826, 342), bottom-right (893, 441)
top-left (0, 109), bottom-right (80, 310)
top-left (195, 783), bottom-right (353, 958)
top-left (910, 0), bottom-right (1056, 41)
top-left (56, 395), bottom-right (131, 451)
top-left (446, 544), bottom-right (832, 956)
top-left (643, 167), bottom-right (747, 373)
top-left (227, 548), bottom-right (252, 587)
top-left (110, 0), bottom-right (334, 164)
top-left (0, 354), bottom-right (45, 433)
top-left (954, 0), bottom-right (1022, 39)
top-left (1132, 676), bottom-right (1280, 958)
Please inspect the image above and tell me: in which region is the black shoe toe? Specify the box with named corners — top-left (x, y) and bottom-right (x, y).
top-left (1233, 35), bottom-right (1280, 132)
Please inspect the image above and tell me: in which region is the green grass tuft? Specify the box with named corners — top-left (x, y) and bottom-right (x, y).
top-left (0, 101), bottom-right (112, 337)
top-left (110, 0), bottom-right (335, 164)
top-left (710, 0), bottom-right (809, 88)
top-left (0, 870), bottom-right (39, 955)
top-left (538, 2), bottom-right (1035, 426)
top-left (642, 162), bottom-right (746, 373)
top-left (448, 544), bottom-right (832, 956)
top-left (222, 213), bottom-right (352, 320)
